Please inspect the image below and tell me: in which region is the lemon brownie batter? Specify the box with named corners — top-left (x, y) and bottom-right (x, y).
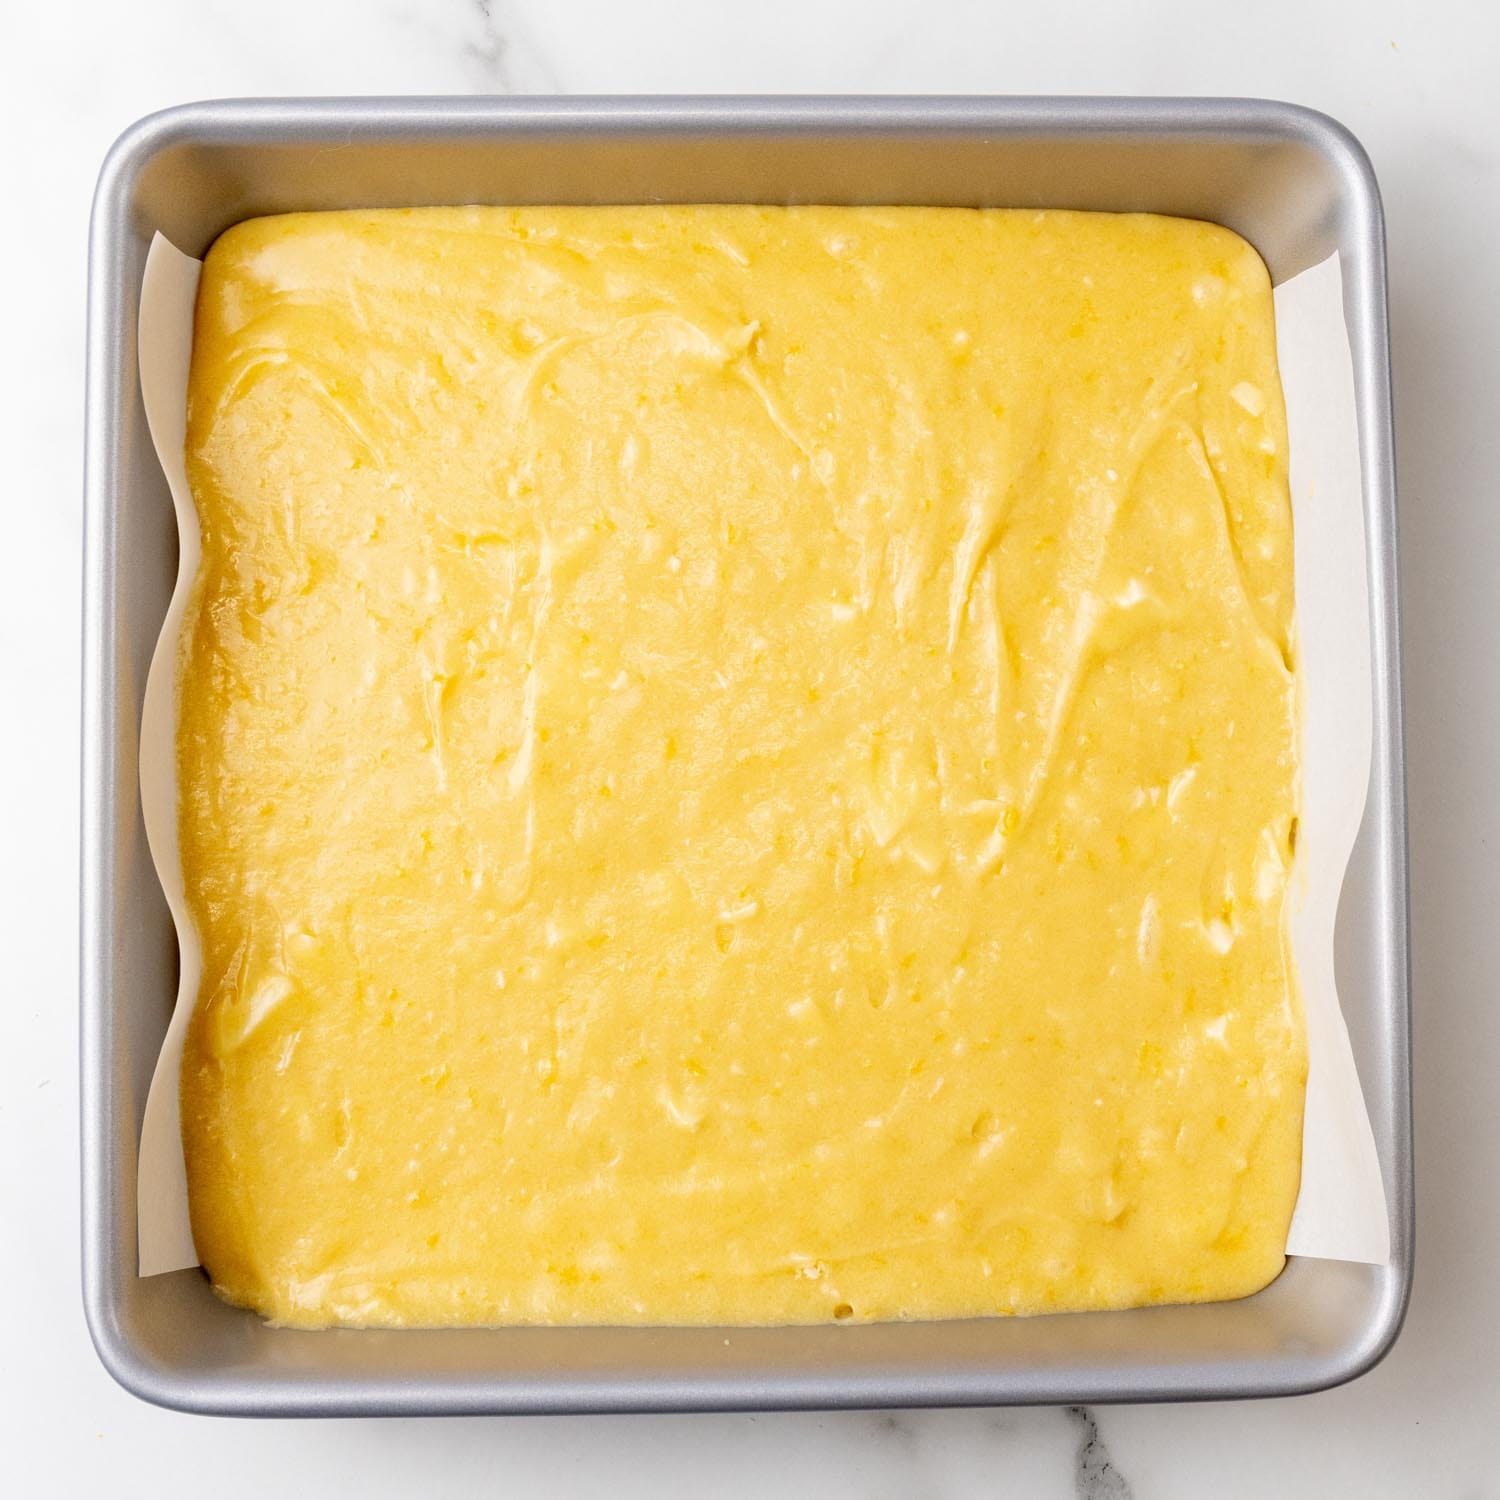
top-left (178, 206), bottom-right (1304, 1327)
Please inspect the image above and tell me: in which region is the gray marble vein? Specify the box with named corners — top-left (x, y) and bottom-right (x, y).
top-left (871, 1412), bottom-right (922, 1452)
top-left (463, 0), bottom-right (561, 92)
top-left (1069, 1407), bottom-right (1134, 1499)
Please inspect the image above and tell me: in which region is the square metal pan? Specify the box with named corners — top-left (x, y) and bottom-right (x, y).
top-left (81, 95), bottom-right (1412, 1415)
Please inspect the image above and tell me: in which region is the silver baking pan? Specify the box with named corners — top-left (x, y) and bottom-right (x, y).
top-left (81, 95), bottom-right (1412, 1416)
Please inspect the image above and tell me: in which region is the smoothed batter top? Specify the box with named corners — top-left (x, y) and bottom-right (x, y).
top-left (179, 205), bottom-right (1304, 1328)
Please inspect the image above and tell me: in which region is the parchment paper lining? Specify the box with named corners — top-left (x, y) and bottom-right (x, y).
top-left (133, 232), bottom-right (1389, 1277)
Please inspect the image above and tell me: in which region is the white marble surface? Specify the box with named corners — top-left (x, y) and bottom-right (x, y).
top-left (3, 0), bottom-right (1496, 1493)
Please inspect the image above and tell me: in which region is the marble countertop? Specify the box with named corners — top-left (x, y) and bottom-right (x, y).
top-left (5, 0), bottom-right (1496, 1493)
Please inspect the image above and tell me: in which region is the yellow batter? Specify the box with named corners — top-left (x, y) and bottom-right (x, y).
top-left (178, 205), bottom-right (1304, 1328)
